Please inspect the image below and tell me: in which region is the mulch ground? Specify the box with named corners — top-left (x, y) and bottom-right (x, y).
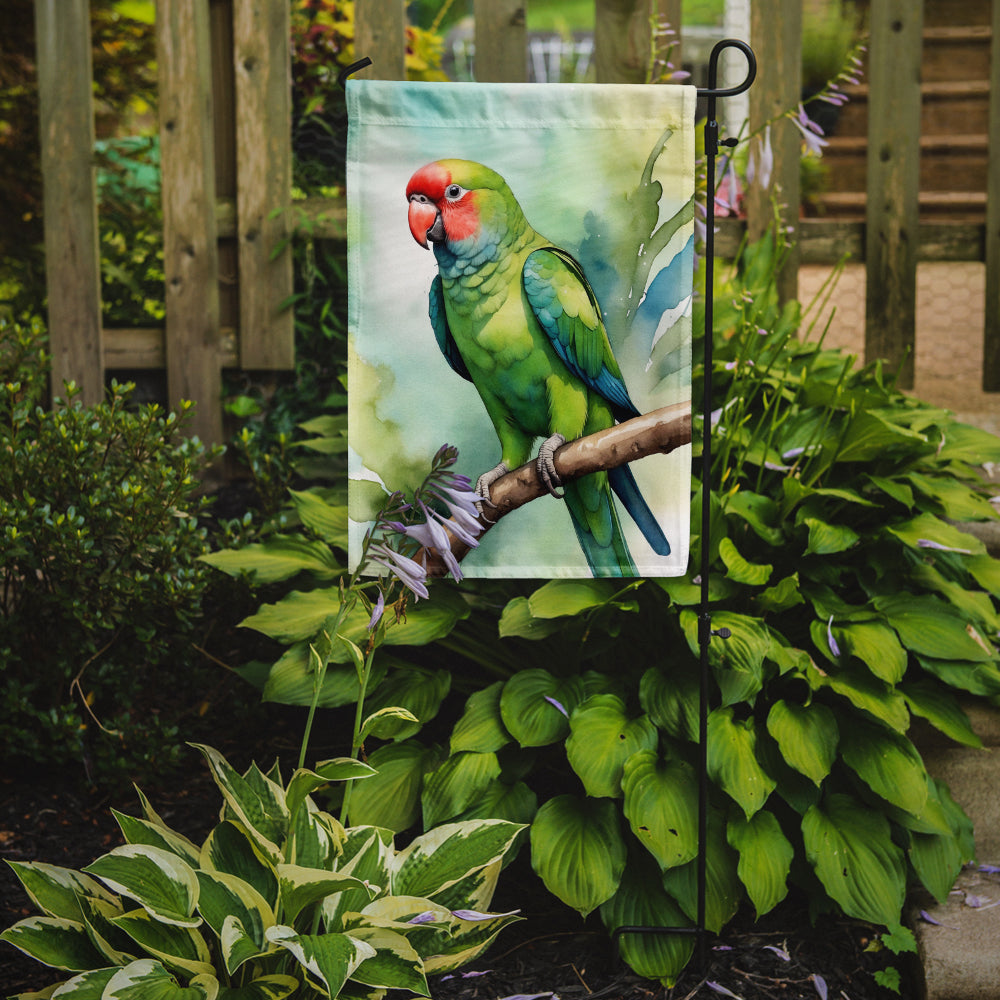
top-left (1, 741), bottom-right (914, 1000)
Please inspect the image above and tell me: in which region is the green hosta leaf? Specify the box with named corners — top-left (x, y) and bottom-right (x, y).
top-left (421, 751), bottom-right (502, 828)
top-left (4, 862), bottom-right (118, 923)
top-left (265, 926), bottom-right (375, 997)
top-left (639, 664), bottom-right (699, 742)
top-left (527, 578), bottom-right (622, 617)
top-left (346, 926), bottom-right (428, 994)
top-left (241, 589), bottom-right (343, 642)
top-left (103, 959), bottom-right (218, 1000)
top-left (285, 759), bottom-right (376, 822)
top-left (865, 474), bottom-right (914, 509)
top-left (906, 472), bottom-right (998, 521)
top-left (765, 700), bottom-right (838, 786)
top-left (190, 746), bottom-right (287, 862)
top-left (530, 795), bottom-right (626, 917)
top-left (835, 409), bottom-right (927, 463)
top-left (809, 661), bottom-right (910, 732)
top-left (195, 871), bottom-right (274, 974)
top-left (834, 621), bottom-right (907, 684)
top-left (966, 553), bottom-right (1000, 597)
top-left (347, 740), bottom-right (442, 832)
top-left (200, 535), bottom-right (341, 584)
top-left (362, 667), bottom-right (451, 740)
top-left (200, 822), bottom-right (278, 910)
top-left (393, 820), bottom-right (524, 901)
top-left (360, 706), bottom-right (421, 742)
top-left (621, 751), bottom-right (698, 871)
top-left (499, 670), bottom-right (584, 747)
top-left (497, 596), bottom-right (564, 639)
top-left (727, 811), bottom-right (793, 918)
top-left (724, 490), bottom-right (784, 545)
top-left (565, 695), bottom-right (658, 798)
top-left (0, 916), bottom-right (107, 971)
top-left (901, 680), bottom-right (982, 748)
top-left (911, 562), bottom-right (1000, 633)
top-left (277, 865), bottom-right (374, 925)
top-left (599, 853), bottom-right (694, 987)
top-left (886, 511), bottom-right (985, 556)
top-left (935, 421), bottom-right (1000, 464)
top-left (916, 655), bottom-right (1000, 697)
top-left (718, 536), bottom-right (772, 586)
top-left (803, 517), bottom-right (859, 556)
top-left (802, 793), bottom-right (906, 926)
top-left (839, 718), bottom-right (928, 817)
top-left (450, 682), bottom-right (511, 754)
top-left (755, 573), bottom-right (805, 614)
top-left (453, 779), bottom-right (538, 827)
top-left (875, 594), bottom-right (995, 662)
top-left (261, 643), bottom-right (386, 709)
top-left (111, 908), bottom-right (214, 978)
top-left (909, 828), bottom-right (965, 905)
top-left (112, 812), bottom-right (201, 868)
top-left (216, 975), bottom-right (299, 1000)
top-left (83, 846), bottom-right (200, 928)
top-left (288, 489), bottom-right (349, 547)
top-left (681, 610), bottom-right (770, 706)
top-left (661, 810), bottom-right (741, 933)
top-left (707, 708), bottom-right (776, 818)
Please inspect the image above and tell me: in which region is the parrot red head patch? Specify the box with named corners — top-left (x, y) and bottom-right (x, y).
top-left (406, 160), bottom-right (479, 246)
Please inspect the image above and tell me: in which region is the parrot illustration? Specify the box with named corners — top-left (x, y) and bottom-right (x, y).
top-left (405, 158), bottom-right (670, 577)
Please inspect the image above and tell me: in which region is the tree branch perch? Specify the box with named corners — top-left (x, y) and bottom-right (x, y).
top-left (421, 401), bottom-right (692, 575)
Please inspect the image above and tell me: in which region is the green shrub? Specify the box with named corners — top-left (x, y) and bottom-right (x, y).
top-left (0, 317), bottom-right (220, 783)
top-left (1, 743), bottom-right (524, 998)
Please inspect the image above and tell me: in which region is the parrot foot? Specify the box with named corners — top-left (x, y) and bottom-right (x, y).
top-left (537, 434), bottom-right (567, 498)
top-left (475, 462), bottom-right (510, 519)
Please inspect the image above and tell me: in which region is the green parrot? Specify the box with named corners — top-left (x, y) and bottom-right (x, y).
top-left (406, 158), bottom-right (670, 577)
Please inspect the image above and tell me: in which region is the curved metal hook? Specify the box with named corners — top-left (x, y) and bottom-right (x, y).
top-left (697, 39), bottom-right (756, 98)
top-left (337, 56), bottom-right (373, 90)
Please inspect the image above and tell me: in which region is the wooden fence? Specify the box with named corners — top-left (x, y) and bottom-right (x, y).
top-left (33, 0), bottom-right (1000, 445)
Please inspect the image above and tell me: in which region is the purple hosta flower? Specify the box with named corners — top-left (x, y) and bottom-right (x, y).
top-left (367, 590), bottom-right (385, 631)
top-left (919, 909), bottom-right (958, 929)
top-left (451, 908), bottom-right (521, 921)
top-left (917, 538), bottom-right (973, 555)
top-left (746, 125), bottom-right (774, 190)
top-left (407, 911), bottom-right (438, 925)
top-left (763, 944), bottom-right (791, 962)
top-left (544, 695), bottom-right (569, 718)
top-left (791, 103), bottom-right (828, 156)
top-left (979, 864), bottom-right (1000, 874)
top-left (715, 157), bottom-right (742, 216)
top-left (812, 974), bottom-right (828, 1000)
top-left (827, 615), bottom-right (841, 657)
top-left (367, 542), bottom-right (429, 600)
top-left (441, 970), bottom-right (493, 982)
top-left (706, 983), bottom-right (742, 999)
top-left (496, 994), bottom-right (557, 1000)
top-left (398, 504), bottom-right (465, 581)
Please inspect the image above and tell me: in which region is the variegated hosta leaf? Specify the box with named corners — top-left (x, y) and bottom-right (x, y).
top-left (450, 681), bottom-right (511, 754)
top-left (499, 669), bottom-right (585, 747)
top-left (285, 760), bottom-right (377, 823)
top-left (77, 894), bottom-right (136, 966)
top-left (190, 745), bottom-right (287, 863)
top-left (621, 751), bottom-right (699, 871)
top-left (200, 822), bottom-right (278, 910)
top-left (802, 793), bottom-right (906, 926)
top-left (276, 864), bottom-right (375, 925)
top-left (345, 926), bottom-right (429, 995)
top-left (425, 859), bottom-right (501, 915)
top-left (112, 810), bottom-right (202, 868)
top-left (0, 916), bottom-right (107, 971)
top-left (565, 695), bottom-right (658, 799)
top-left (599, 853), bottom-right (694, 987)
top-left (391, 820), bottom-right (524, 901)
top-left (706, 707), bottom-right (776, 819)
top-left (102, 958), bottom-right (218, 999)
top-left (4, 861), bottom-right (118, 922)
top-left (110, 908), bottom-right (214, 978)
top-left (726, 810), bottom-right (793, 918)
top-left (83, 846), bottom-right (200, 928)
top-left (46, 966), bottom-right (118, 997)
top-left (214, 974), bottom-right (300, 1000)
top-left (265, 926), bottom-right (376, 998)
top-left (323, 829), bottom-right (393, 931)
top-left (195, 870), bottom-right (274, 974)
top-left (421, 751), bottom-right (502, 829)
top-left (288, 802), bottom-right (344, 870)
top-left (661, 810), bottom-right (742, 934)
top-left (765, 700), bottom-right (838, 786)
top-left (529, 795), bottom-right (626, 917)
top-left (421, 907), bottom-right (522, 975)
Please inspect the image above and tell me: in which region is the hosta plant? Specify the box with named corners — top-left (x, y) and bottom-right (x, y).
top-left (1, 744), bottom-right (523, 999)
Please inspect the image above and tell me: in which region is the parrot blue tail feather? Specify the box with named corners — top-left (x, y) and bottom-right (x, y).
top-left (608, 465), bottom-right (671, 557)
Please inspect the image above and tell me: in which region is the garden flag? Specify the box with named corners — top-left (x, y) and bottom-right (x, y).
top-left (347, 80), bottom-right (696, 578)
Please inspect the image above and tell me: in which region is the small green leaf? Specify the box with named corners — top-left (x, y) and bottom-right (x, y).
top-left (707, 707), bottom-right (776, 818)
top-left (530, 795), bottom-right (626, 917)
top-left (803, 517), bottom-right (859, 555)
top-left (765, 700), bottom-right (838, 786)
top-left (527, 579), bottom-right (620, 618)
top-left (360, 706), bottom-right (421, 742)
top-left (719, 537), bottom-right (772, 585)
top-left (200, 536), bottom-right (340, 584)
top-left (288, 489), bottom-right (348, 547)
top-left (450, 682), bottom-right (511, 754)
top-left (639, 664), bottom-right (699, 742)
top-left (727, 810), bottom-right (793, 917)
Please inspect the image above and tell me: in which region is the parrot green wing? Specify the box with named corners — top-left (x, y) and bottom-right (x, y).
top-left (429, 274), bottom-right (472, 382)
top-left (522, 248), bottom-right (637, 419)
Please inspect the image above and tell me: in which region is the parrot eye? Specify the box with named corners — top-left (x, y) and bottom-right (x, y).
top-left (444, 184), bottom-right (466, 202)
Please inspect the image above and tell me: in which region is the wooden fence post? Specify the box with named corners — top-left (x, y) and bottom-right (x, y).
top-left (983, 0), bottom-right (1000, 390)
top-left (157, 0), bottom-right (223, 445)
top-left (34, 0), bottom-right (104, 405)
top-left (233, 0), bottom-right (294, 369)
top-left (864, 0), bottom-right (923, 389)
top-left (746, 0), bottom-right (801, 305)
top-left (474, 0), bottom-right (526, 83)
top-left (594, 0), bottom-right (676, 84)
top-left (355, 0), bottom-right (407, 80)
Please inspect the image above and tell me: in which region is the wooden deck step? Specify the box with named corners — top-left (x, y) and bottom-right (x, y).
top-left (835, 80), bottom-right (992, 137)
top-left (814, 190), bottom-right (987, 222)
top-left (922, 25), bottom-right (993, 82)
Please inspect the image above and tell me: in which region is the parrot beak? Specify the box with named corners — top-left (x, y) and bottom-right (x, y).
top-left (408, 198), bottom-right (439, 249)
